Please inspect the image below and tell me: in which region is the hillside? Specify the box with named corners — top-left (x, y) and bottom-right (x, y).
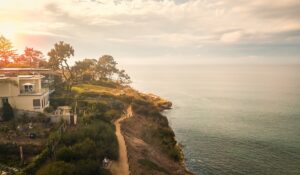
top-left (71, 83), bottom-right (192, 174)
top-left (0, 82), bottom-right (192, 175)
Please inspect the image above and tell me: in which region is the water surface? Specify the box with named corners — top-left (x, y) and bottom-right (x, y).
top-left (124, 64), bottom-right (300, 175)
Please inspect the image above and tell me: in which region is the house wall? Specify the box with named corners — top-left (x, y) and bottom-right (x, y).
top-left (0, 77), bottom-right (20, 108)
top-left (9, 92), bottom-right (50, 112)
top-left (0, 83), bottom-right (11, 97)
top-left (0, 76), bottom-right (50, 112)
top-left (0, 78), bottom-right (20, 97)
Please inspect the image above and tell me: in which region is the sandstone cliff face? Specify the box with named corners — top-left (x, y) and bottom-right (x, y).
top-left (122, 116), bottom-right (192, 175)
top-left (121, 94), bottom-right (193, 175)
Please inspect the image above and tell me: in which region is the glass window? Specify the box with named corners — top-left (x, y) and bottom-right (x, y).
top-left (33, 99), bottom-right (41, 107)
top-left (24, 85), bottom-right (33, 92)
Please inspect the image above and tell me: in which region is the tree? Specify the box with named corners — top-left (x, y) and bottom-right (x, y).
top-left (2, 100), bottom-right (14, 121)
top-left (72, 59), bottom-right (97, 82)
top-left (0, 35), bottom-right (16, 67)
top-left (117, 69), bottom-right (132, 85)
top-left (96, 55), bottom-right (118, 80)
top-left (17, 47), bottom-right (44, 67)
top-left (39, 59), bottom-right (50, 68)
top-left (48, 41), bottom-right (75, 91)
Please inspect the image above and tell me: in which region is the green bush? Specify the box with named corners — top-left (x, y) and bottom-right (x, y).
top-left (36, 159), bottom-right (111, 175)
top-left (44, 106), bottom-right (55, 113)
top-left (74, 159), bottom-right (111, 175)
top-left (56, 146), bottom-right (78, 162)
top-left (71, 138), bottom-right (99, 160)
top-left (111, 100), bottom-right (124, 111)
top-left (22, 148), bottom-right (50, 174)
top-left (36, 161), bottom-right (75, 175)
top-left (103, 109), bottom-right (121, 121)
top-left (61, 131), bottom-right (84, 146)
top-left (60, 120), bottom-right (119, 160)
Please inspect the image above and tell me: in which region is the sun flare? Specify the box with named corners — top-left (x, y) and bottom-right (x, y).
top-left (0, 22), bottom-right (18, 41)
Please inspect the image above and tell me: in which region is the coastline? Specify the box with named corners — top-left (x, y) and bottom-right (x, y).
top-left (158, 101), bottom-right (194, 175)
top-left (121, 91), bottom-right (194, 175)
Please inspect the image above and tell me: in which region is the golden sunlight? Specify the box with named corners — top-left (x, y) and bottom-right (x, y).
top-left (0, 22), bottom-right (18, 41)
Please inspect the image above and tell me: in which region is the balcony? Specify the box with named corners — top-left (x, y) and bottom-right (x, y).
top-left (19, 88), bottom-right (50, 96)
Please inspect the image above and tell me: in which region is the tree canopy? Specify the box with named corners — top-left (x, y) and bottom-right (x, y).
top-left (0, 35), bottom-right (44, 68)
top-left (72, 55), bottom-right (131, 85)
top-left (0, 35), bottom-right (16, 66)
top-left (0, 36), bottom-right (131, 89)
top-left (48, 41), bottom-right (75, 91)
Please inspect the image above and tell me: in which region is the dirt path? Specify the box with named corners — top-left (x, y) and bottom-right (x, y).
top-left (110, 106), bottom-right (133, 175)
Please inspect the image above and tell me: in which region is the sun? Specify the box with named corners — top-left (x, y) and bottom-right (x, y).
top-left (0, 21), bottom-right (18, 41)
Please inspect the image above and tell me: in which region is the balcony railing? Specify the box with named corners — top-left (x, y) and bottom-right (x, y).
top-left (19, 88), bottom-right (49, 95)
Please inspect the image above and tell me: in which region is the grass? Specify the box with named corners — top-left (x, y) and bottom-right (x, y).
top-left (72, 84), bottom-right (143, 100)
top-left (72, 84), bottom-right (122, 96)
top-left (138, 159), bottom-right (170, 175)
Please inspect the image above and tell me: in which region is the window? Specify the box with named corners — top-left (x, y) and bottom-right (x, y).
top-left (33, 99), bottom-right (41, 108)
top-left (25, 85), bottom-right (33, 92)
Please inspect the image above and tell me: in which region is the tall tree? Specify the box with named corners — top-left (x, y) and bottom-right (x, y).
top-left (17, 47), bottom-right (44, 67)
top-left (0, 35), bottom-right (16, 67)
top-left (72, 59), bottom-right (97, 82)
top-left (48, 41), bottom-right (75, 91)
top-left (96, 55), bottom-right (118, 80)
top-left (118, 69), bottom-right (132, 85)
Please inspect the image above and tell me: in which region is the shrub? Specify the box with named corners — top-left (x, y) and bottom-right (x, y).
top-left (111, 100), bottom-right (124, 111)
top-left (167, 145), bottom-right (182, 162)
top-left (44, 106), bottom-right (55, 113)
top-left (61, 131), bottom-right (84, 146)
top-left (36, 161), bottom-right (75, 175)
top-left (138, 159), bottom-right (170, 174)
top-left (74, 159), bottom-right (111, 175)
top-left (60, 121), bottom-right (119, 160)
top-left (56, 146), bottom-right (78, 162)
top-left (22, 148), bottom-right (50, 174)
top-left (91, 80), bottom-right (118, 88)
top-left (71, 138), bottom-right (98, 160)
top-left (103, 109), bottom-right (120, 121)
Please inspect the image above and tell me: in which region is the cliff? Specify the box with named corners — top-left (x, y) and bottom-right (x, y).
top-left (121, 93), bottom-right (193, 175)
top-left (72, 84), bottom-right (192, 174)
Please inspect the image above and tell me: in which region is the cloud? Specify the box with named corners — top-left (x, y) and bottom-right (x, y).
top-left (0, 0), bottom-right (300, 63)
top-left (220, 31), bottom-right (243, 43)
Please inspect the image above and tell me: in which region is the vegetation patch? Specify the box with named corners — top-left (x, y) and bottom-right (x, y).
top-left (138, 159), bottom-right (170, 175)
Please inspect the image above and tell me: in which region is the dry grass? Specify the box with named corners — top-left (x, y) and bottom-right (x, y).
top-left (72, 84), bottom-right (142, 100)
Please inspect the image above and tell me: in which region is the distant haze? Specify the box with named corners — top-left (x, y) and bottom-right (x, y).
top-left (0, 0), bottom-right (300, 64)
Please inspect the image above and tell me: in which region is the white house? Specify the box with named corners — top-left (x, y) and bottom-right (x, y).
top-left (53, 106), bottom-right (77, 125)
top-left (0, 68), bottom-right (54, 112)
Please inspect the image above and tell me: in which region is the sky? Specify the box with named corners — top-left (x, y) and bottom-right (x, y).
top-left (0, 0), bottom-right (299, 65)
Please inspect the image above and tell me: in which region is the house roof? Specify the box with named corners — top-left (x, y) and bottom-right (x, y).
top-left (0, 68), bottom-right (50, 71)
top-left (0, 68), bottom-right (59, 76)
top-left (18, 75), bottom-right (45, 79)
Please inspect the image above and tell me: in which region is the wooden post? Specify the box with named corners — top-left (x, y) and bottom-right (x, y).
top-left (19, 146), bottom-right (23, 165)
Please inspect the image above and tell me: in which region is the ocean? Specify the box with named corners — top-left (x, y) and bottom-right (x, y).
top-left (124, 64), bottom-right (300, 175)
